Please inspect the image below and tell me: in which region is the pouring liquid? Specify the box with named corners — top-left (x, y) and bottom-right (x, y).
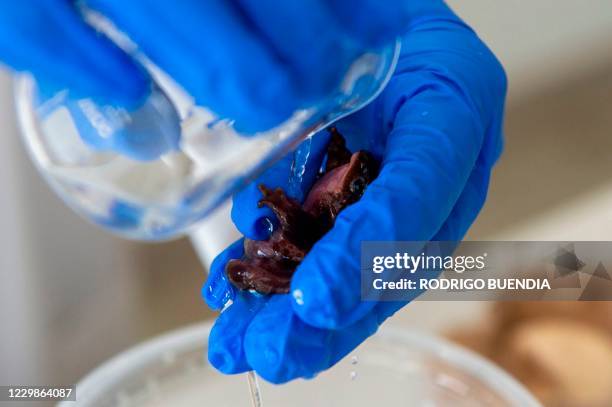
top-left (247, 371), bottom-right (263, 407)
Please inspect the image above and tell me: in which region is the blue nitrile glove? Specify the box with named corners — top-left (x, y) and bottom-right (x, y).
top-left (202, 0), bottom-right (507, 384)
top-left (0, 0), bottom-right (415, 135)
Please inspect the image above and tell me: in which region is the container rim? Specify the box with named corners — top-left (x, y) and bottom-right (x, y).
top-left (61, 321), bottom-right (540, 407)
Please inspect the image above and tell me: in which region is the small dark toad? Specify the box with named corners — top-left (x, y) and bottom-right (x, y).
top-left (226, 127), bottom-right (379, 294)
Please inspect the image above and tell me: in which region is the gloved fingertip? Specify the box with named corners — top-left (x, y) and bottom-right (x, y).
top-left (241, 296), bottom-right (295, 383)
top-left (202, 273), bottom-right (234, 310)
top-left (245, 343), bottom-right (286, 384)
top-left (77, 60), bottom-right (151, 111)
top-left (112, 82), bottom-right (181, 161)
top-left (245, 320), bottom-right (327, 384)
top-left (235, 215), bottom-right (275, 241)
top-left (208, 328), bottom-right (251, 374)
top-left (203, 239), bottom-right (243, 309)
top-left (232, 185), bottom-right (275, 240)
top-left (254, 216), bottom-right (276, 239)
top-left (242, 295), bottom-right (333, 383)
top-left (44, 76), bottom-right (179, 162)
top-left (207, 291), bottom-right (268, 375)
top-left (207, 350), bottom-right (235, 374)
top-left (110, 125), bottom-right (180, 162)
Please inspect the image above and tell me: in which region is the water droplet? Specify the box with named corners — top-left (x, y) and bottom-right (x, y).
top-left (247, 371), bottom-right (264, 407)
top-left (220, 298), bottom-right (233, 312)
top-left (288, 137), bottom-right (312, 201)
top-left (350, 371), bottom-right (357, 381)
top-left (350, 355), bottom-right (359, 365)
top-left (293, 289), bottom-right (304, 305)
top-left (207, 275), bottom-right (234, 310)
top-left (255, 216), bottom-right (275, 238)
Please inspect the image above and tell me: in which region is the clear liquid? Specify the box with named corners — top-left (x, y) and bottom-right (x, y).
top-left (247, 371), bottom-right (263, 407)
top-left (287, 137), bottom-right (313, 201)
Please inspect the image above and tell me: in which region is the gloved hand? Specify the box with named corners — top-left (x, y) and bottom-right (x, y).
top-left (0, 0), bottom-right (416, 133)
top-left (202, 0), bottom-right (507, 384)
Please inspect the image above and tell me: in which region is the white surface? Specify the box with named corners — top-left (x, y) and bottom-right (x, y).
top-left (449, 0), bottom-right (612, 97)
top-left (490, 184), bottom-right (612, 241)
top-left (0, 73), bottom-right (41, 384)
top-left (0, 71), bottom-right (154, 385)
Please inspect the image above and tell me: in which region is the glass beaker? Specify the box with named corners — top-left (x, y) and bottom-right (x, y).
top-left (13, 11), bottom-right (400, 240)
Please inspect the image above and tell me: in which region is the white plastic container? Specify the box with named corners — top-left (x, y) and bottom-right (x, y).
top-left (61, 323), bottom-right (541, 407)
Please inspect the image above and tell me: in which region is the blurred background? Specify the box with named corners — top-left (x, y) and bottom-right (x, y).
top-left (1, 1), bottom-right (612, 406)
